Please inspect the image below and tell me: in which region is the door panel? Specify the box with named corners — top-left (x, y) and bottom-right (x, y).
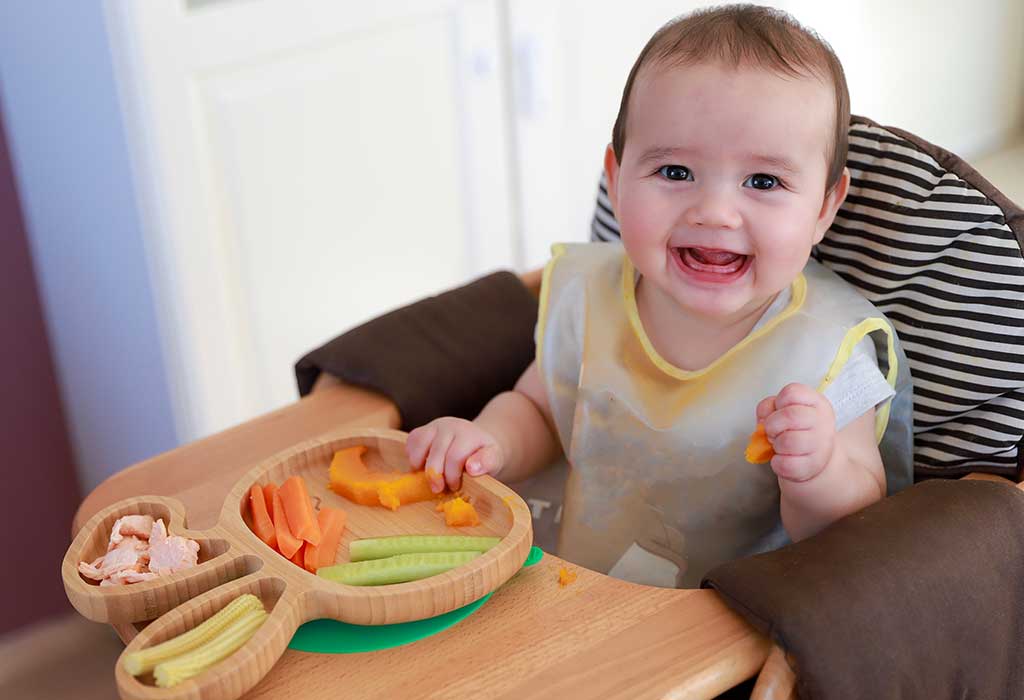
top-left (107, 0), bottom-right (516, 440)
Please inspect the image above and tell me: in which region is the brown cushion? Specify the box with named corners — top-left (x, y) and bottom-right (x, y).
top-left (702, 478), bottom-right (1024, 699)
top-left (294, 271), bottom-right (537, 430)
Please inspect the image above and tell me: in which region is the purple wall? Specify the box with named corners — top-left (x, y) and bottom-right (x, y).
top-left (0, 103), bottom-right (81, 635)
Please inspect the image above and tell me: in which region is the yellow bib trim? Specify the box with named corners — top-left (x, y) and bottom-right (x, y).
top-left (817, 318), bottom-right (899, 443)
top-left (535, 243), bottom-right (568, 369)
top-left (621, 257), bottom-right (808, 380)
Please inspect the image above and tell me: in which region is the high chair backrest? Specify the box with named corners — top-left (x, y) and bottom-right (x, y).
top-left (591, 116), bottom-right (1024, 480)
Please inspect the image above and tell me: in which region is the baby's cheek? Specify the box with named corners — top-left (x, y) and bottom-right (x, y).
top-left (758, 242), bottom-right (812, 281)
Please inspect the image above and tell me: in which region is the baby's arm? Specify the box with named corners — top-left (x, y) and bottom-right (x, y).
top-left (758, 384), bottom-right (886, 542)
top-left (406, 360), bottom-right (562, 493)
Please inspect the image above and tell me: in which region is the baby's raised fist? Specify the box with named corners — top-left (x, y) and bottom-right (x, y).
top-left (756, 383), bottom-right (836, 483)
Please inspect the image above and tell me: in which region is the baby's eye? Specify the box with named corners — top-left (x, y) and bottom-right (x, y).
top-left (658, 165), bottom-right (693, 181)
top-left (744, 173), bottom-right (779, 190)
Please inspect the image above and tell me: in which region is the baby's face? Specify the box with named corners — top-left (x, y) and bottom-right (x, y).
top-left (607, 61), bottom-right (845, 321)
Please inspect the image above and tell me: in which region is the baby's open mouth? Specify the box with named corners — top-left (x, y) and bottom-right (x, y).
top-left (674, 247), bottom-right (748, 274)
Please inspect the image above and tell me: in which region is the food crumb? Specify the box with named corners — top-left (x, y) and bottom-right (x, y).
top-left (441, 497), bottom-right (480, 527)
top-left (557, 567), bottom-right (577, 587)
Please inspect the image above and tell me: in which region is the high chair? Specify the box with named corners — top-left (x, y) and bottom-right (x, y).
top-left (300, 116), bottom-right (1024, 698)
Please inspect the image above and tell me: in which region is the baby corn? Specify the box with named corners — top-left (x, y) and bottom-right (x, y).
top-left (153, 608), bottom-right (268, 688)
top-left (123, 593), bottom-right (264, 676)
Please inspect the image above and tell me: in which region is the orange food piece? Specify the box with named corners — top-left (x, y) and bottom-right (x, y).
top-left (442, 497), bottom-right (480, 527)
top-left (290, 542), bottom-right (306, 568)
top-left (280, 475), bottom-right (322, 546)
top-left (247, 483), bottom-right (277, 550)
top-left (263, 483), bottom-right (278, 513)
top-left (328, 446), bottom-right (434, 511)
top-left (558, 567), bottom-right (577, 587)
top-left (436, 492), bottom-right (468, 512)
top-left (378, 475), bottom-right (434, 510)
top-left (272, 489), bottom-right (304, 559)
top-left (303, 507), bottom-right (347, 573)
top-left (744, 423), bottom-right (775, 464)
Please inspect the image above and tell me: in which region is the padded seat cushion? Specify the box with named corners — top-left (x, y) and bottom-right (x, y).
top-left (702, 478), bottom-right (1024, 700)
top-left (295, 271), bottom-right (537, 430)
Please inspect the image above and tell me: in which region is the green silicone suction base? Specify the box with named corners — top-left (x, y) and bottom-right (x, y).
top-left (288, 546), bottom-right (544, 654)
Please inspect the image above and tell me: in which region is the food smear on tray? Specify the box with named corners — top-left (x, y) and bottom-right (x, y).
top-left (78, 514), bottom-right (199, 586)
top-left (123, 592), bottom-right (267, 688)
top-left (247, 475), bottom-right (347, 574)
top-left (328, 445), bottom-right (434, 510)
top-left (557, 567), bottom-right (578, 587)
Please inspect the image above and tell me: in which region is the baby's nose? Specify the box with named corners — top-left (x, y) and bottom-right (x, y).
top-left (684, 189), bottom-right (742, 230)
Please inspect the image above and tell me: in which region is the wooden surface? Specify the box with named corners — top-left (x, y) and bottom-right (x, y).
top-left (65, 427), bottom-right (532, 700)
top-left (750, 645), bottom-right (797, 700)
top-left (70, 382), bottom-right (771, 699)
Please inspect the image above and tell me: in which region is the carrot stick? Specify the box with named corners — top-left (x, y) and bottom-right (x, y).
top-left (272, 489), bottom-right (304, 559)
top-left (303, 508), bottom-right (347, 573)
top-left (247, 484), bottom-right (277, 550)
top-left (280, 476), bottom-right (322, 546)
top-left (264, 483), bottom-right (279, 538)
top-left (290, 542), bottom-right (306, 568)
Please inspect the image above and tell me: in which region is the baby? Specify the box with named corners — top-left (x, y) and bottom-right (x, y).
top-left (408, 5), bottom-right (913, 587)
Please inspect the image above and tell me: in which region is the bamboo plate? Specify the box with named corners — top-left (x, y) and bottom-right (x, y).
top-left (61, 427), bottom-right (534, 700)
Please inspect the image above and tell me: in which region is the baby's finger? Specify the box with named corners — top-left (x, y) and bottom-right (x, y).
top-left (466, 444), bottom-right (502, 477)
top-left (770, 428), bottom-right (816, 456)
top-left (405, 424), bottom-right (437, 469)
top-left (764, 404), bottom-right (818, 437)
top-left (443, 436), bottom-right (483, 492)
top-left (424, 431), bottom-right (454, 493)
top-left (755, 396), bottom-right (776, 422)
top-left (770, 453), bottom-right (820, 483)
top-left (773, 383), bottom-right (821, 410)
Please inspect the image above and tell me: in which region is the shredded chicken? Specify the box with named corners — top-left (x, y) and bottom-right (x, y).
top-left (101, 568), bottom-right (160, 586)
top-left (148, 518), bottom-right (200, 574)
top-left (109, 515), bottom-right (155, 546)
top-left (78, 514), bottom-right (199, 586)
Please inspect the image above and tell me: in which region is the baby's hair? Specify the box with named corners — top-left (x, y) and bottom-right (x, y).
top-left (611, 4), bottom-right (850, 193)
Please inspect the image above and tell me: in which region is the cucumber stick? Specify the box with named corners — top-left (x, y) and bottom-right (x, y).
top-left (318, 551), bottom-right (481, 586)
top-left (349, 535), bottom-right (501, 562)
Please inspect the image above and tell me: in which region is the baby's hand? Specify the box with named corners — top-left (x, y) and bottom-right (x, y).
top-left (406, 417), bottom-right (505, 494)
top-left (755, 383), bottom-right (836, 483)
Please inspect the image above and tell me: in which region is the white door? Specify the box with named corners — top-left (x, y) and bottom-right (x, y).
top-left (106, 0), bottom-right (518, 443)
top-left (507, 0), bottom-right (705, 269)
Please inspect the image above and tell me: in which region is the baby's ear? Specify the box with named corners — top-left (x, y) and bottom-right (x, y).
top-left (813, 166), bottom-right (851, 244)
top-left (603, 144), bottom-right (621, 217)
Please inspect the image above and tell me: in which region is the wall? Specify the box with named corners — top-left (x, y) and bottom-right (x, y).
top-left (0, 106), bottom-right (81, 635)
top-left (0, 0), bottom-right (178, 493)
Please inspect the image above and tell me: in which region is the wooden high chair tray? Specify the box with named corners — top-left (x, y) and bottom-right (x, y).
top-left (61, 427), bottom-right (533, 700)
top-left (67, 387), bottom-right (771, 700)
